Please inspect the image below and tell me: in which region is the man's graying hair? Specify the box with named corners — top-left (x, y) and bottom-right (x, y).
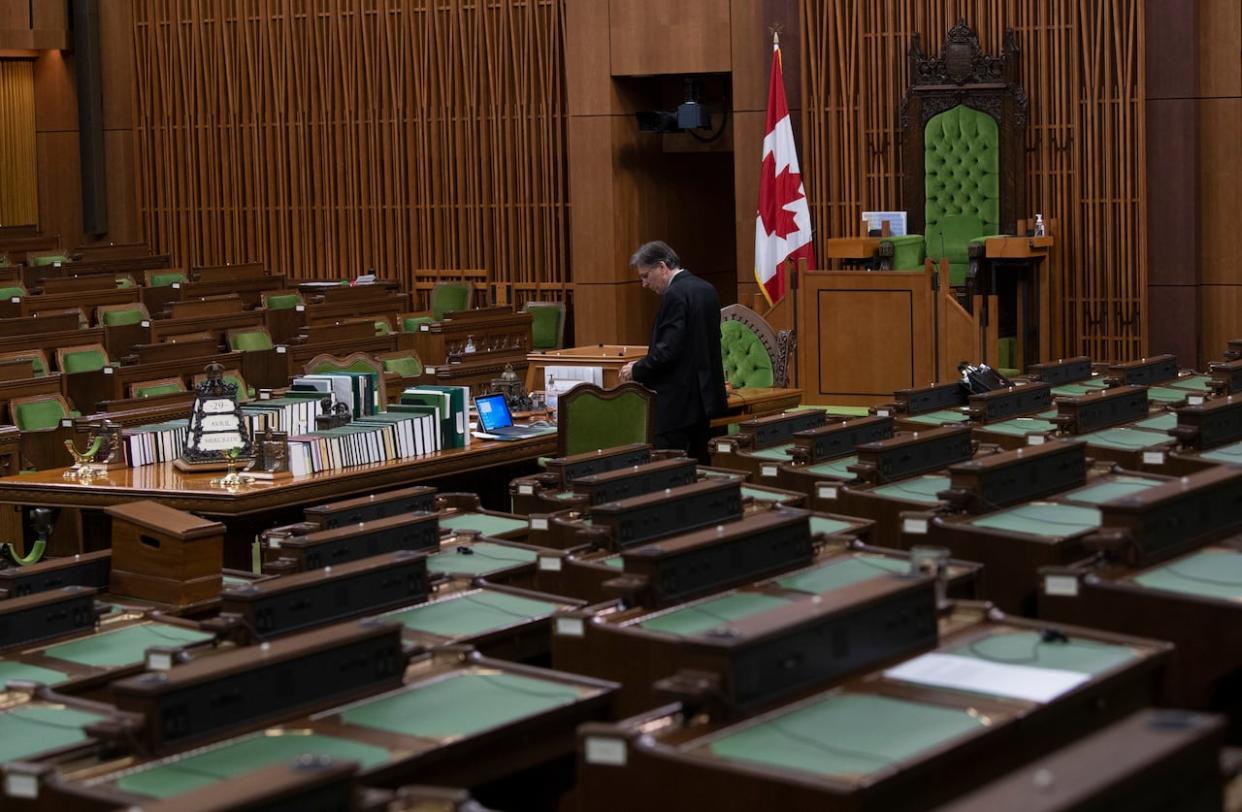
top-left (629, 241), bottom-right (680, 270)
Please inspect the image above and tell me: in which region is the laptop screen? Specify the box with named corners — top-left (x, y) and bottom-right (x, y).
top-left (474, 393), bottom-right (514, 431)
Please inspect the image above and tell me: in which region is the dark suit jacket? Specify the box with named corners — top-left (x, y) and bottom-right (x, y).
top-left (632, 270), bottom-right (728, 434)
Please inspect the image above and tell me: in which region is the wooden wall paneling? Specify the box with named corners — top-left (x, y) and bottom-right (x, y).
top-left (1197, 99), bottom-right (1242, 286)
top-left (0, 1), bottom-right (26, 29)
top-left (800, 1), bottom-right (1146, 363)
top-left (573, 280), bottom-right (655, 346)
top-left (564, 0), bottom-right (611, 116)
top-left (131, 0), bottom-right (569, 296)
top-left (0, 60), bottom-right (38, 227)
top-left (1201, 286), bottom-right (1242, 363)
top-left (1198, 0), bottom-right (1241, 98)
top-left (608, 0), bottom-right (732, 77)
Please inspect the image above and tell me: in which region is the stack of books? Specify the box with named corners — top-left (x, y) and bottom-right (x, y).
top-left (123, 419), bottom-right (190, 467)
top-left (241, 395), bottom-right (321, 437)
top-left (290, 372), bottom-right (380, 418)
top-left (286, 412), bottom-right (438, 476)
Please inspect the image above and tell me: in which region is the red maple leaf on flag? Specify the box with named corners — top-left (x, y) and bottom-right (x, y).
top-left (758, 152), bottom-right (805, 239)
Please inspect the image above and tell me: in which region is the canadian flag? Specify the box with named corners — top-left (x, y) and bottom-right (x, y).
top-left (755, 36), bottom-right (815, 304)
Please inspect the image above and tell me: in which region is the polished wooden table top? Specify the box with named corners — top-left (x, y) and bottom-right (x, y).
top-left (0, 433), bottom-right (557, 516)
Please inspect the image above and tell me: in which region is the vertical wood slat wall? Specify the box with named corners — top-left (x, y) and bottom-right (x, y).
top-left (0, 60), bottom-right (39, 228)
top-left (130, 0), bottom-right (569, 299)
top-left (801, 1), bottom-right (1147, 361)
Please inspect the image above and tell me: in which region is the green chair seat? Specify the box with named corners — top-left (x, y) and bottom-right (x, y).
top-left (264, 293), bottom-right (302, 310)
top-left (61, 347), bottom-right (108, 374)
top-left (721, 320), bottom-right (774, 388)
top-left (101, 308), bottom-right (146, 327)
top-left (149, 271), bottom-right (187, 287)
top-left (527, 304), bottom-right (564, 350)
top-left (559, 386), bottom-right (651, 458)
top-left (135, 382), bottom-right (185, 398)
top-left (13, 398), bottom-right (70, 431)
top-left (115, 275), bottom-right (136, 289)
top-left (382, 355), bottom-right (424, 378)
top-left (0, 285), bottom-right (27, 299)
top-left (229, 330), bottom-right (274, 352)
top-left (402, 315), bottom-right (435, 332)
top-left (29, 254), bottom-right (69, 267)
top-left (430, 282), bottom-right (471, 321)
top-left (374, 319), bottom-right (392, 336)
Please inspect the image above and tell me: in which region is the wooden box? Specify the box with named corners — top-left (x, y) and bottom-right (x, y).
top-left (106, 500), bottom-right (225, 606)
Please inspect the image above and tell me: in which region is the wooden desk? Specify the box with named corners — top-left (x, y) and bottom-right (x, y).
top-left (526, 344), bottom-right (645, 390)
top-left (979, 234), bottom-right (1054, 370)
top-left (824, 237), bottom-right (883, 269)
top-left (715, 387), bottom-right (802, 428)
top-left (0, 434), bottom-right (556, 568)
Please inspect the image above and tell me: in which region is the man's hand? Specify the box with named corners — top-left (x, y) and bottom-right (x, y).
top-left (619, 361), bottom-right (635, 383)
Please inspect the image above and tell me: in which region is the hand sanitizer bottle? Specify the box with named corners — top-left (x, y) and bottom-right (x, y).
top-left (1034, 214), bottom-right (1045, 237)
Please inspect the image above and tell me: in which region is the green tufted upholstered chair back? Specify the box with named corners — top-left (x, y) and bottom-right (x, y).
top-left (557, 382), bottom-right (653, 458)
top-left (430, 282), bottom-right (472, 321)
top-left (718, 304), bottom-right (791, 389)
top-left (923, 105), bottom-right (999, 286)
top-left (721, 320), bottom-right (774, 388)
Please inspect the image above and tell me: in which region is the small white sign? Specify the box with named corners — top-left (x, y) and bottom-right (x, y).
top-left (584, 737), bottom-right (627, 766)
top-left (295, 304), bottom-right (306, 312)
top-left (531, 517), bottom-right (548, 531)
top-left (141, 320), bottom-right (151, 327)
top-left (1189, 396), bottom-right (1204, 406)
top-left (761, 464), bottom-right (778, 478)
top-left (276, 345), bottom-right (287, 354)
top-left (1142, 451), bottom-right (1165, 465)
top-left (555, 617), bottom-right (584, 637)
top-left (817, 485), bottom-right (838, 501)
top-left (1027, 434), bottom-right (1046, 446)
top-left (538, 556), bottom-right (562, 572)
top-left (103, 366), bottom-right (113, 375)
top-left (201, 415), bottom-right (239, 431)
top-left (202, 398), bottom-right (235, 414)
top-left (197, 432), bottom-right (245, 451)
top-left (903, 517), bottom-right (929, 535)
top-left (420, 324), bottom-right (430, 332)
top-left (518, 484), bottom-right (534, 495)
top-left (1043, 574), bottom-right (1079, 597)
top-left (4, 773), bottom-right (38, 799)
top-left (876, 408), bottom-right (891, 417)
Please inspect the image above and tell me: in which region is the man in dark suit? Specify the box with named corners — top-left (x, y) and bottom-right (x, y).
top-left (619, 241), bottom-right (727, 464)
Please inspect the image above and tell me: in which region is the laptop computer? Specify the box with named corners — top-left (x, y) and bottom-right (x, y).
top-left (473, 393), bottom-right (556, 440)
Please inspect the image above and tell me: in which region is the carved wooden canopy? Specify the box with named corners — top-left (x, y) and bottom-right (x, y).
top-left (900, 20), bottom-right (1029, 235)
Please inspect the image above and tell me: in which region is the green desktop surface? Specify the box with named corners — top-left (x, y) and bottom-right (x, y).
top-left (1169, 375), bottom-right (1211, 392)
top-left (869, 475), bottom-right (950, 505)
top-left (1146, 387), bottom-right (1188, 403)
top-left (741, 486), bottom-right (795, 503)
top-left (1080, 427), bottom-right (1169, 451)
top-left (701, 692), bottom-right (983, 779)
top-left (426, 541), bottom-right (537, 577)
top-left (42, 624), bottom-right (214, 669)
top-left (441, 512), bottom-right (527, 537)
top-left (968, 503), bottom-right (1101, 538)
top-left (1201, 440), bottom-right (1242, 465)
top-left (0, 660), bottom-right (70, 686)
top-left (809, 516), bottom-right (853, 536)
top-left (638, 593), bottom-right (793, 637)
top-left (947, 630), bottom-right (1138, 676)
top-left (750, 446), bottom-right (794, 461)
top-left (981, 417), bottom-right (1057, 437)
top-left (1132, 548), bottom-right (1242, 602)
top-left (0, 705), bottom-right (105, 762)
top-left (383, 590), bottom-right (559, 638)
top-left (1060, 476), bottom-right (1161, 505)
top-left (1132, 412), bottom-right (1177, 431)
top-left (777, 555), bottom-right (907, 595)
top-left (340, 671), bottom-right (582, 738)
top-left (116, 732), bottom-right (391, 799)
top-left (599, 554), bottom-right (623, 569)
top-left (805, 455), bottom-right (858, 481)
top-left (906, 409), bottom-right (970, 425)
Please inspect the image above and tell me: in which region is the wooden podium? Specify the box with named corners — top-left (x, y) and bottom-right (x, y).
top-left (977, 228), bottom-right (1055, 370)
top-left (106, 500), bottom-right (225, 606)
top-left (795, 259), bottom-right (997, 406)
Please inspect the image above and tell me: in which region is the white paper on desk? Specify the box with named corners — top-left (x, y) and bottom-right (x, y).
top-left (546, 365), bottom-right (603, 388)
top-left (883, 653), bottom-right (1090, 704)
top-left (861, 210), bottom-right (908, 237)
